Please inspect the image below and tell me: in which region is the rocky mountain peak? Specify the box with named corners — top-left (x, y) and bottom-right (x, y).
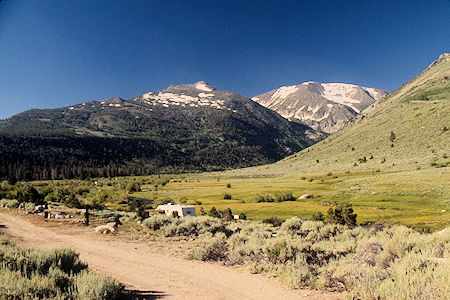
top-left (163, 81), bottom-right (216, 94)
top-left (192, 81), bottom-right (215, 92)
top-left (252, 81), bottom-right (387, 134)
top-left (438, 53), bottom-right (450, 61)
top-left (426, 53), bottom-right (450, 71)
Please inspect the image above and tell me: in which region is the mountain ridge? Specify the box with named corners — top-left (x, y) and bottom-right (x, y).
top-left (234, 54), bottom-right (449, 176)
top-left (0, 82), bottom-right (324, 180)
top-left (252, 82), bottom-right (387, 134)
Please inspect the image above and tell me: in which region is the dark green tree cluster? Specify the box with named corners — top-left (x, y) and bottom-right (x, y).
top-left (201, 206), bottom-right (245, 221)
top-left (262, 216), bottom-right (284, 226)
top-left (128, 198), bottom-right (146, 220)
top-left (327, 202), bottom-right (357, 226)
top-left (252, 192), bottom-right (295, 203)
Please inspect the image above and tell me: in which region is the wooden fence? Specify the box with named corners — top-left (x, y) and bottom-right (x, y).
top-left (44, 208), bottom-right (117, 226)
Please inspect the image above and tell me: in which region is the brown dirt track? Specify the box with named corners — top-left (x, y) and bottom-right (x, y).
top-left (0, 211), bottom-right (341, 300)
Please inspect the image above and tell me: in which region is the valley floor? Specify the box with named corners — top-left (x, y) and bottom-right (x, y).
top-left (133, 168), bottom-right (450, 231)
top-left (0, 211), bottom-right (340, 300)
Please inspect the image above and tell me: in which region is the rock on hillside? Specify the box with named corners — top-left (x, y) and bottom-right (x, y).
top-left (252, 82), bottom-right (387, 134)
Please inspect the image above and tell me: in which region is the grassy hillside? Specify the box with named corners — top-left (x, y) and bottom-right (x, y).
top-left (235, 54), bottom-right (449, 176)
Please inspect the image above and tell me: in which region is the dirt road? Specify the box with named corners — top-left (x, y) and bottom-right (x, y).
top-left (0, 212), bottom-right (340, 300)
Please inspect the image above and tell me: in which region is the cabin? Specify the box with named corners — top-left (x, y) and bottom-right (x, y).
top-left (156, 203), bottom-right (196, 217)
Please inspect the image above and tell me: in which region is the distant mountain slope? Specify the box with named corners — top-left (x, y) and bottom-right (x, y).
top-left (0, 82), bottom-right (323, 180)
top-left (252, 82), bottom-right (387, 134)
top-left (239, 54), bottom-right (450, 176)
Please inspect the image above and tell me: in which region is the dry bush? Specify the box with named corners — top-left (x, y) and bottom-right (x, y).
top-left (0, 199), bottom-right (20, 208)
top-left (186, 217), bottom-right (449, 298)
top-left (143, 215), bottom-right (230, 237)
top-left (189, 233), bottom-right (228, 261)
top-left (142, 214), bottom-right (172, 230)
top-left (75, 270), bottom-right (124, 300)
top-left (0, 234), bottom-right (124, 299)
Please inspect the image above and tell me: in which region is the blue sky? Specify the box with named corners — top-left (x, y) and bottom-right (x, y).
top-left (0, 0), bottom-right (448, 119)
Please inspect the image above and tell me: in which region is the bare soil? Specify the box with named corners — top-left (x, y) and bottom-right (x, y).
top-left (0, 211), bottom-right (341, 300)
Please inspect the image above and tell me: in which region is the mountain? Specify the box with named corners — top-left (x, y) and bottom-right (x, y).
top-left (238, 54), bottom-right (450, 176)
top-left (252, 82), bottom-right (387, 134)
top-left (0, 81), bottom-right (323, 180)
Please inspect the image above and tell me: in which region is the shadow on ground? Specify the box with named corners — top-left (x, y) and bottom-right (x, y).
top-left (126, 290), bottom-right (168, 299)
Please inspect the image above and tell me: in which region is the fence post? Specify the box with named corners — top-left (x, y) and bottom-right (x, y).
top-left (85, 208), bottom-right (89, 226)
top-left (44, 204), bottom-right (48, 219)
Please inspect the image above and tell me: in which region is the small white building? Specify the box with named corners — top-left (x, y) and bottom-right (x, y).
top-left (156, 203), bottom-right (196, 217)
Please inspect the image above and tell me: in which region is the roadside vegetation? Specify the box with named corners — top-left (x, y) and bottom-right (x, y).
top-left (0, 233), bottom-right (124, 299)
top-left (1, 175), bottom-right (449, 298)
top-left (139, 213), bottom-right (449, 299)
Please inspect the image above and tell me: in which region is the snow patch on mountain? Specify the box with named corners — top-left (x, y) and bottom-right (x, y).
top-left (198, 92), bottom-right (214, 98)
top-left (195, 81), bottom-right (214, 92)
top-left (271, 85), bottom-right (298, 101)
top-left (321, 83), bottom-right (362, 113)
top-left (363, 87), bottom-right (383, 100)
top-left (136, 90), bottom-right (227, 111)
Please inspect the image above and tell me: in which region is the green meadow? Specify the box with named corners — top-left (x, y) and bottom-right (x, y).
top-left (132, 167), bottom-right (449, 231)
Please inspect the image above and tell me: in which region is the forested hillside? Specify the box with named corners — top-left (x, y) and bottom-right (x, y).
top-left (0, 82), bottom-right (322, 180)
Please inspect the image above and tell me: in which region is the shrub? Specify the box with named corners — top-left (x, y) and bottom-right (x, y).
top-left (128, 198), bottom-right (146, 220)
top-left (64, 193), bottom-right (83, 208)
top-left (142, 214), bottom-right (173, 230)
top-left (280, 217), bottom-right (303, 234)
top-left (311, 211), bottom-right (325, 222)
top-left (252, 194), bottom-right (274, 203)
top-left (327, 202), bottom-right (357, 226)
top-left (223, 193), bottom-right (232, 200)
top-left (208, 207), bottom-right (220, 218)
top-left (222, 208), bottom-right (233, 221)
top-left (262, 216), bottom-right (284, 227)
top-left (188, 217), bottom-right (449, 297)
top-left (0, 269), bottom-right (60, 298)
top-left (27, 247), bottom-right (87, 275)
top-left (358, 156), bottom-right (367, 163)
top-left (75, 270), bottom-right (124, 300)
top-left (126, 182), bottom-right (141, 193)
top-left (161, 216), bottom-right (229, 237)
top-left (153, 198), bottom-right (174, 206)
top-left (252, 192), bottom-right (295, 203)
top-left (274, 192), bottom-right (295, 202)
top-left (389, 131), bottom-right (396, 142)
top-left (199, 207), bottom-right (207, 216)
top-left (238, 213), bottom-right (247, 220)
top-left (0, 199), bottom-right (20, 208)
top-left (280, 265), bottom-right (313, 288)
top-left (143, 215), bottom-right (230, 237)
top-left (0, 234), bottom-right (124, 299)
top-left (189, 234), bottom-right (228, 261)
